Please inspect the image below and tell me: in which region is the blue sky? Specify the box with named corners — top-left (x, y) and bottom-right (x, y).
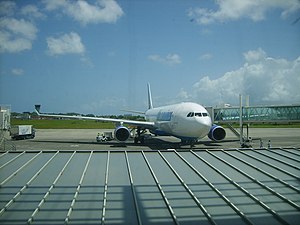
top-left (1, 0), bottom-right (300, 115)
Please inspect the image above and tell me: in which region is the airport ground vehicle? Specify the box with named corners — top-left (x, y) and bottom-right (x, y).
top-left (10, 125), bottom-right (35, 140)
top-left (96, 131), bottom-right (113, 142)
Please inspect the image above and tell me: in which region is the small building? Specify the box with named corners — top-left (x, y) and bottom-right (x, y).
top-left (0, 105), bottom-right (11, 130)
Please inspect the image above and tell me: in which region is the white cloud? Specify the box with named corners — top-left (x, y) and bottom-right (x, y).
top-left (0, 17), bottom-right (38, 53)
top-left (42, 0), bottom-right (66, 11)
top-left (80, 55), bottom-right (94, 68)
top-left (148, 53), bottom-right (182, 65)
top-left (21, 5), bottom-right (46, 19)
top-left (176, 88), bottom-right (191, 101)
top-left (0, 2), bottom-right (45, 53)
top-left (43, 0), bottom-right (124, 25)
top-left (11, 68), bottom-right (24, 75)
top-left (243, 48), bottom-right (266, 62)
top-left (0, 1), bottom-right (16, 16)
top-left (188, 0), bottom-right (300, 25)
top-left (187, 49), bottom-right (300, 106)
top-left (46, 32), bottom-right (85, 55)
top-left (199, 53), bottom-right (213, 61)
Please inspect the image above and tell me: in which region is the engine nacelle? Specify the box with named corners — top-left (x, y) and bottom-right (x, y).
top-left (208, 124), bottom-right (226, 141)
top-left (114, 126), bottom-right (131, 142)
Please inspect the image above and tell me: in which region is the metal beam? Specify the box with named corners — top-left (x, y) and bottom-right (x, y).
top-left (27, 151), bottom-right (76, 224)
top-left (0, 151), bottom-right (59, 216)
top-left (101, 151), bottom-right (110, 225)
top-left (158, 151), bottom-right (217, 225)
top-left (65, 151), bottom-right (93, 224)
top-left (141, 151), bottom-right (180, 225)
top-left (213, 150), bottom-right (300, 210)
top-left (0, 151), bottom-right (42, 187)
top-left (237, 149), bottom-right (300, 180)
top-left (124, 151), bottom-right (142, 225)
top-left (174, 150), bottom-right (254, 225)
top-left (191, 150), bottom-right (290, 225)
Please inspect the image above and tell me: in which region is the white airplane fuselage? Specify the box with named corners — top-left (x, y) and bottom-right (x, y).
top-left (145, 102), bottom-right (212, 140)
top-left (35, 84), bottom-right (226, 143)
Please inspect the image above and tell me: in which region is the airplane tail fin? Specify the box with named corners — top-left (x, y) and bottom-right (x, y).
top-left (35, 104), bottom-right (41, 115)
top-left (147, 83), bottom-right (153, 109)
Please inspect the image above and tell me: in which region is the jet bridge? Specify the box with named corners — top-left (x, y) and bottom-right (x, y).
top-left (213, 104), bottom-right (300, 124)
top-left (207, 104), bottom-right (300, 148)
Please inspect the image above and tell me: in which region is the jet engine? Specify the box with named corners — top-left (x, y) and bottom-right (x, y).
top-left (114, 126), bottom-right (131, 142)
top-left (208, 124), bottom-right (226, 141)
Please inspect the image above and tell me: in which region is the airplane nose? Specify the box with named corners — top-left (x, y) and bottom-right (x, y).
top-left (195, 117), bottom-right (212, 137)
top-left (204, 118), bottom-right (212, 129)
top-left (203, 119), bottom-right (212, 132)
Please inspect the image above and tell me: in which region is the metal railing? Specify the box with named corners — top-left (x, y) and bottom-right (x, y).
top-left (0, 130), bottom-right (16, 151)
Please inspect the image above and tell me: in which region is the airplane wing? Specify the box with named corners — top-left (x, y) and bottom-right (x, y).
top-left (34, 105), bottom-right (155, 128)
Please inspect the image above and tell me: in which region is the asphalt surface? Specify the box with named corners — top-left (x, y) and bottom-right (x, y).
top-left (5, 128), bottom-right (300, 151)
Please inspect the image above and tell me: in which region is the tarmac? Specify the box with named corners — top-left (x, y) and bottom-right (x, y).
top-left (7, 128), bottom-right (300, 151)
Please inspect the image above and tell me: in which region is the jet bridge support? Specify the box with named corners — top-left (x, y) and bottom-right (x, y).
top-left (225, 123), bottom-right (251, 148)
top-left (209, 95), bottom-right (252, 148)
top-left (224, 95), bottom-right (252, 148)
top-left (238, 95), bottom-right (251, 148)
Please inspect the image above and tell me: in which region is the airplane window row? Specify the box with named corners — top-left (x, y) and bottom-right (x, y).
top-left (187, 112), bottom-right (209, 117)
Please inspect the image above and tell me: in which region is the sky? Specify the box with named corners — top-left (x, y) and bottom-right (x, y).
top-left (1, 0), bottom-right (300, 115)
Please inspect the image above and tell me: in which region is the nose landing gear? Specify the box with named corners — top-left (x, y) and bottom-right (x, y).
top-left (180, 139), bottom-right (197, 148)
top-left (133, 127), bottom-right (147, 144)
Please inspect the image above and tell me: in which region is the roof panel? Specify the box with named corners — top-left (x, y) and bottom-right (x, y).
top-left (0, 148), bottom-right (299, 225)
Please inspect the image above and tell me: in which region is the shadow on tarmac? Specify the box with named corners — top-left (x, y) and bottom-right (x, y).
top-left (32, 137), bottom-right (240, 150)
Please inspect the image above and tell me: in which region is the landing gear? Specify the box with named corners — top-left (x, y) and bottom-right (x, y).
top-left (134, 136), bottom-right (145, 144)
top-left (133, 127), bottom-right (146, 144)
top-left (181, 139), bottom-right (197, 148)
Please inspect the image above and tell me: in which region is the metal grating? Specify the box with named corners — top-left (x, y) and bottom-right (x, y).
top-left (0, 148), bottom-right (299, 225)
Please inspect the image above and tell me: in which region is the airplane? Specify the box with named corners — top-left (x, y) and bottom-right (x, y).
top-left (34, 84), bottom-right (226, 145)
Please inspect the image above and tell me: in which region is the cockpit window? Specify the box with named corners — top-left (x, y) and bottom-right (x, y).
top-left (187, 112), bottom-right (209, 117)
top-left (187, 112), bottom-right (194, 117)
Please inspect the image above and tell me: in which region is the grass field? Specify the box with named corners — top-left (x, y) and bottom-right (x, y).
top-left (11, 119), bottom-right (115, 129)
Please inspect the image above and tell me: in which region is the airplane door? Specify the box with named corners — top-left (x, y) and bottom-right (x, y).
top-left (171, 112), bottom-right (178, 131)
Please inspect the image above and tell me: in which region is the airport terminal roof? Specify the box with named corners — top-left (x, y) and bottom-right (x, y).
top-left (0, 148), bottom-right (299, 225)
